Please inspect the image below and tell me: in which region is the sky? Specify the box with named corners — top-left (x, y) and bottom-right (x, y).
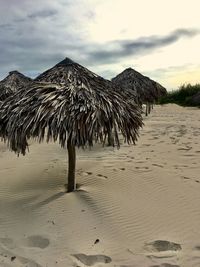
top-left (0, 0), bottom-right (200, 90)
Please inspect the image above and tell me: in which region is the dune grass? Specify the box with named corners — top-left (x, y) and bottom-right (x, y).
top-left (158, 84), bottom-right (200, 107)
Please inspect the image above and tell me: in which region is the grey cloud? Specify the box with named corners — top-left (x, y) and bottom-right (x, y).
top-left (144, 63), bottom-right (200, 77)
top-left (0, 0), bottom-right (199, 81)
top-left (0, 0), bottom-right (92, 78)
top-left (0, 19), bottom-right (27, 29)
top-left (0, 23), bottom-right (12, 29)
top-left (1, 27), bottom-right (198, 80)
top-left (86, 29), bottom-right (200, 65)
top-left (27, 9), bottom-right (58, 19)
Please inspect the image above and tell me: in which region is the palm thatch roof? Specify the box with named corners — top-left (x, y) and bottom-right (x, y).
top-left (112, 68), bottom-right (167, 103)
top-left (0, 83), bottom-right (12, 101)
top-left (0, 58), bottom-right (143, 155)
top-left (35, 57), bottom-right (78, 84)
top-left (0, 70), bottom-right (33, 93)
top-left (35, 57), bottom-right (138, 105)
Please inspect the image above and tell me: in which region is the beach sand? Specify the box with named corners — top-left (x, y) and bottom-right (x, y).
top-left (0, 104), bottom-right (200, 267)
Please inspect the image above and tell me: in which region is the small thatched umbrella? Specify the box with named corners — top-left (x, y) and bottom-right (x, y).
top-left (0, 70), bottom-right (33, 93)
top-left (0, 58), bottom-right (143, 192)
top-left (112, 68), bottom-right (167, 116)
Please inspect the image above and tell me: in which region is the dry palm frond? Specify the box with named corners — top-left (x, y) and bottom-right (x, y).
top-left (0, 58), bottom-right (143, 155)
top-left (0, 84), bottom-right (13, 101)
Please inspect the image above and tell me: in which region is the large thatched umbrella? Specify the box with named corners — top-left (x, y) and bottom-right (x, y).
top-left (112, 68), bottom-right (167, 115)
top-left (35, 58), bottom-right (140, 146)
top-left (0, 70), bottom-right (33, 93)
top-left (0, 58), bottom-right (143, 192)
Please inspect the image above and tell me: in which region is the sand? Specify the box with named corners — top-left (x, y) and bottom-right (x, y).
top-left (0, 104), bottom-right (200, 267)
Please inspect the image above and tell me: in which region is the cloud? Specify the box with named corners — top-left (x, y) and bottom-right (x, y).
top-left (86, 29), bottom-right (200, 65)
top-left (27, 9), bottom-right (58, 19)
top-left (0, 23), bottom-right (12, 29)
top-left (141, 63), bottom-right (200, 90)
top-left (0, 0), bottom-right (199, 82)
top-left (0, 0), bottom-right (94, 78)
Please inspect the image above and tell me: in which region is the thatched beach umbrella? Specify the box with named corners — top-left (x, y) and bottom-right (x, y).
top-left (0, 58), bottom-right (143, 192)
top-left (35, 58), bottom-right (140, 146)
top-left (0, 70), bottom-right (33, 93)
top-left (112, 68), bottom-right (167, 116)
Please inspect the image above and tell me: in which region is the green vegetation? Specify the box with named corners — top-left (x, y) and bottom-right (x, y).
top-left (158, 84), bottom-right (200, 107)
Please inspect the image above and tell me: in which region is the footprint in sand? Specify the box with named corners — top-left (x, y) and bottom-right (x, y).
top-left (21, 235), bottom-right (49, 249)
top-left (145, 241), bottom-right (181, 267)
top-left (135, 166), bottom-right (149, 169)
top-left (73, 253), bottom-right (112, 266)
top-left (194, 245), bottom-right (200, 250)
top-left (183, 154), bottom-right (196, 157)
top-left (127, 156), bottom-right (134, 159)
top-left (181, 176), bottom-right (190, 180)
top-left (152, 164), bottom-right (164, 168)
top-left (181, 176), bottom-right (200, 184)
top-left (150, 264), bottom-right (180, 267)
top-left (145, 240), bottom-right (182, 252)
top-left (178, 147), bottom-right (192, 151)
top-left (103, 165), bottom-right (114, 168)
top-left (142, 144), bottom-right (151, 147)
top-left (82, 172), bottom-right (93, 176)
top-left (97, 174), bottom-right (108, 179)
top-left (192, 245), bottom-right (200, 259)
top-left (0, 244), bottom-right (42, 267)
top-left (151, 136), bottom-right (159, 140)
top-left (52, 159), bottom-right (59, 163)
